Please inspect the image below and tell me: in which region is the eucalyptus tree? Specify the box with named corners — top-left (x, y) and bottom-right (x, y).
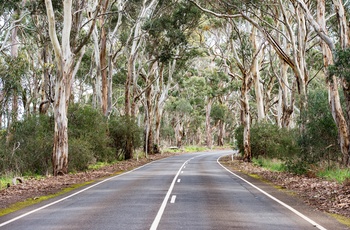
top-left (89, 0), bottom-right (126, 115)
top-left (112, 0), bottom-right (160, 159)
top-left (189, 0), bottom-right (329, 158)
top-left (166, 96), bottom-right (194, 147)
top-left (44, 0), bottom-right (102, 175)
top-left (0, 0), bottom-right (29, 129)
top-left (201, 13), bottom-right (266, 159)
top-left (295, 0), bottom-right (350, 165)
top-left (126, 0), bottom-right (202, 154)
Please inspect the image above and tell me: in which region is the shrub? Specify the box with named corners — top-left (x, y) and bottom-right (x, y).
top-left (284, 89), bottom-right (342, 174)
top-left (234, 123), bottom-right (299, 160)
top-left (234, 125), bottom-right (244, 154)
top-left (299, 89), bottom-right (341, 164)
top-left (6, 115), bottom-right (53, 175)
top-left (68, 138), bottom-right (95, 172)
top-left (68, 104), bottom-right (114, 165)
top-left (108, 115), bottom-right (143, 160)
top-left (251, 122), bottom-right (299, 159)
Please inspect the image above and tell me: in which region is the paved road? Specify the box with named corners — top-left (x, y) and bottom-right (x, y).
top-left (0, 151), bottom-right (347, 229)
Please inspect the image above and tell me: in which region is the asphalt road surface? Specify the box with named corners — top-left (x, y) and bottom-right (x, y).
top-left (0, 150), bottom-right (348, 230)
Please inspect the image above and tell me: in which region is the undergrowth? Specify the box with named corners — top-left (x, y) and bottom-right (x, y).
top-left (184, 145), bottom-right (207, 152)
top-left (317, 168), bottom-right (350, 184)
top-left (252, 158), bottom-right (286, 172)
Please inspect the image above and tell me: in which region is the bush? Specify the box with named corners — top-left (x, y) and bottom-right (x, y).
top-left (68, 139), bottom-right (95, 172)
top-left (68, 104), bottom-right (114, 171)
top-left (284, 89), bottom-right (342, 174)
top-left (234, 125), bottom-right (244, 154)
top-left (251, 122), bottom-right (299, 159)
top-left (234, 123), bottom-right (299, 160)
top-left (299, 89), bottom-right (341, 164)
top-left (6, 115), bottom-right (53, 175)
top-left (108, 115), bottom-right (143, 160)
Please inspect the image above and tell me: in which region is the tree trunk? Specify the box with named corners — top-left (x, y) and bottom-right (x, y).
top-left (124, 55), bottom-right (134, 160)
top-left (241, 74), bottom-right (252, 161)
top-left (154, 65), bottom-right (165, 147)
top-left (52, 76), bottom-right (69, 175)
top-left (46, 0), bottom-right (100, 174)
top-left (250, 27), bottom-right (265, 121)
top-left (39, 44), bottom-right (52, 115)
top-left (332, 0), bottom-right (349, 49)
top-left (333, 0), bottom-right (350, 145)
top-left (8, 7), bottom-right (20, 138)
top-left (205, 98), bottom-right (213, 149)
top-left (100, 0), bottom-right (109, 116)
top-left (175, 118), bottom-right (183, 148)
top-left (317, 0), bottom-right (350, 165)
top-left (217, 120), bottom-right (224, 146)
top-left (92, 28), bottom-right (102, 109)
top-left (277, 59), bottom-right (294, 128)
top-left (144, 74), bottom-right (154, 156)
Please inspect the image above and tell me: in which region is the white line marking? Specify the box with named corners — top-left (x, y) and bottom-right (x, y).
top-left (177, 179), bottom-right (181, 183)
top-left (217, 155), bottom-right (327, 230)
top-left (181, 171), bottom-right (184, 174)
top-left (183, 166), bottom-right (186, 169)
top-left (0, 159), bottom-right (161, 228)
top-left (150, 154), bottom-right (206, 230)
top-left (170, 195), bottom-right (176, 203)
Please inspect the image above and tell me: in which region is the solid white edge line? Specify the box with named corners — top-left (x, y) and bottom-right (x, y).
top-left (217, 154), bottom-right (327, 230)
top-left (0, 159), bottom-right (162, 228)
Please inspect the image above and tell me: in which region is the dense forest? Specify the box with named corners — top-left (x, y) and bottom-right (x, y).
top-left (0, 0), bottom-right (349, 178)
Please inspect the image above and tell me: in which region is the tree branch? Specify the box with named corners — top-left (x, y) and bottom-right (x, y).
top-left (74, 0), bottom-right (103, 54)
top-left (188, 0), bottom-right (241, 18)
top-left (45, 0), bottom-right (62, 64)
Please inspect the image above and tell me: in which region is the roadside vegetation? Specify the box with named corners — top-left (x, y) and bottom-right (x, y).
top-left (235, 88), bottom-right (350, 184)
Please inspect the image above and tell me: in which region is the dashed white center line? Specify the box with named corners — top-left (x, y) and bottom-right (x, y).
top-left (170, 195), bottom-right (176, 203)
top-left (181, 171), bottom-right (184, 174)
top-left (177, 179), bottom-right (181, 183)
top-left (151, 154), bottom-right (205, 230)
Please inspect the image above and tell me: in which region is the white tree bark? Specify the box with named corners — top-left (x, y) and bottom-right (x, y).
top-left (92, 27), bottom-right (102, 109)
top-left (45, 0), bottom-right (100, 175)
top-left (125, 0), bottom-right (159, 116)
top-left (316, 0), bottom-right (350, 165)
top-left (205, 98), bottom-right (213, 149)
top-left (45, 0), bottom-right (71, 175)
top-left (250, 26), bottom-right (265, 121)
top-left (154, 57), bottom-right (175, 147)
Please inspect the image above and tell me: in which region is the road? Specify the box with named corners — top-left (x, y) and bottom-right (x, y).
top-left (0, 150), bottom-right (347, 230)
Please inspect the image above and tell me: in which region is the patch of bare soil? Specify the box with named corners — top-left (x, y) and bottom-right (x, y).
top-left (221, 157), bottom-right (350, 218)
top-left (0, 152), bottom-right (178, 210)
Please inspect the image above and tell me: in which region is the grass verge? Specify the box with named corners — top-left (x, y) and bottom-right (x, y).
top-left (317, 168), bottom-right (350, 184)
top-left (252, 158), bottom-right (286, 172)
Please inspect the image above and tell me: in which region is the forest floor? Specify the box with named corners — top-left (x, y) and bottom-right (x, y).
top-left (1, 151), bottom-right (350, 224)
